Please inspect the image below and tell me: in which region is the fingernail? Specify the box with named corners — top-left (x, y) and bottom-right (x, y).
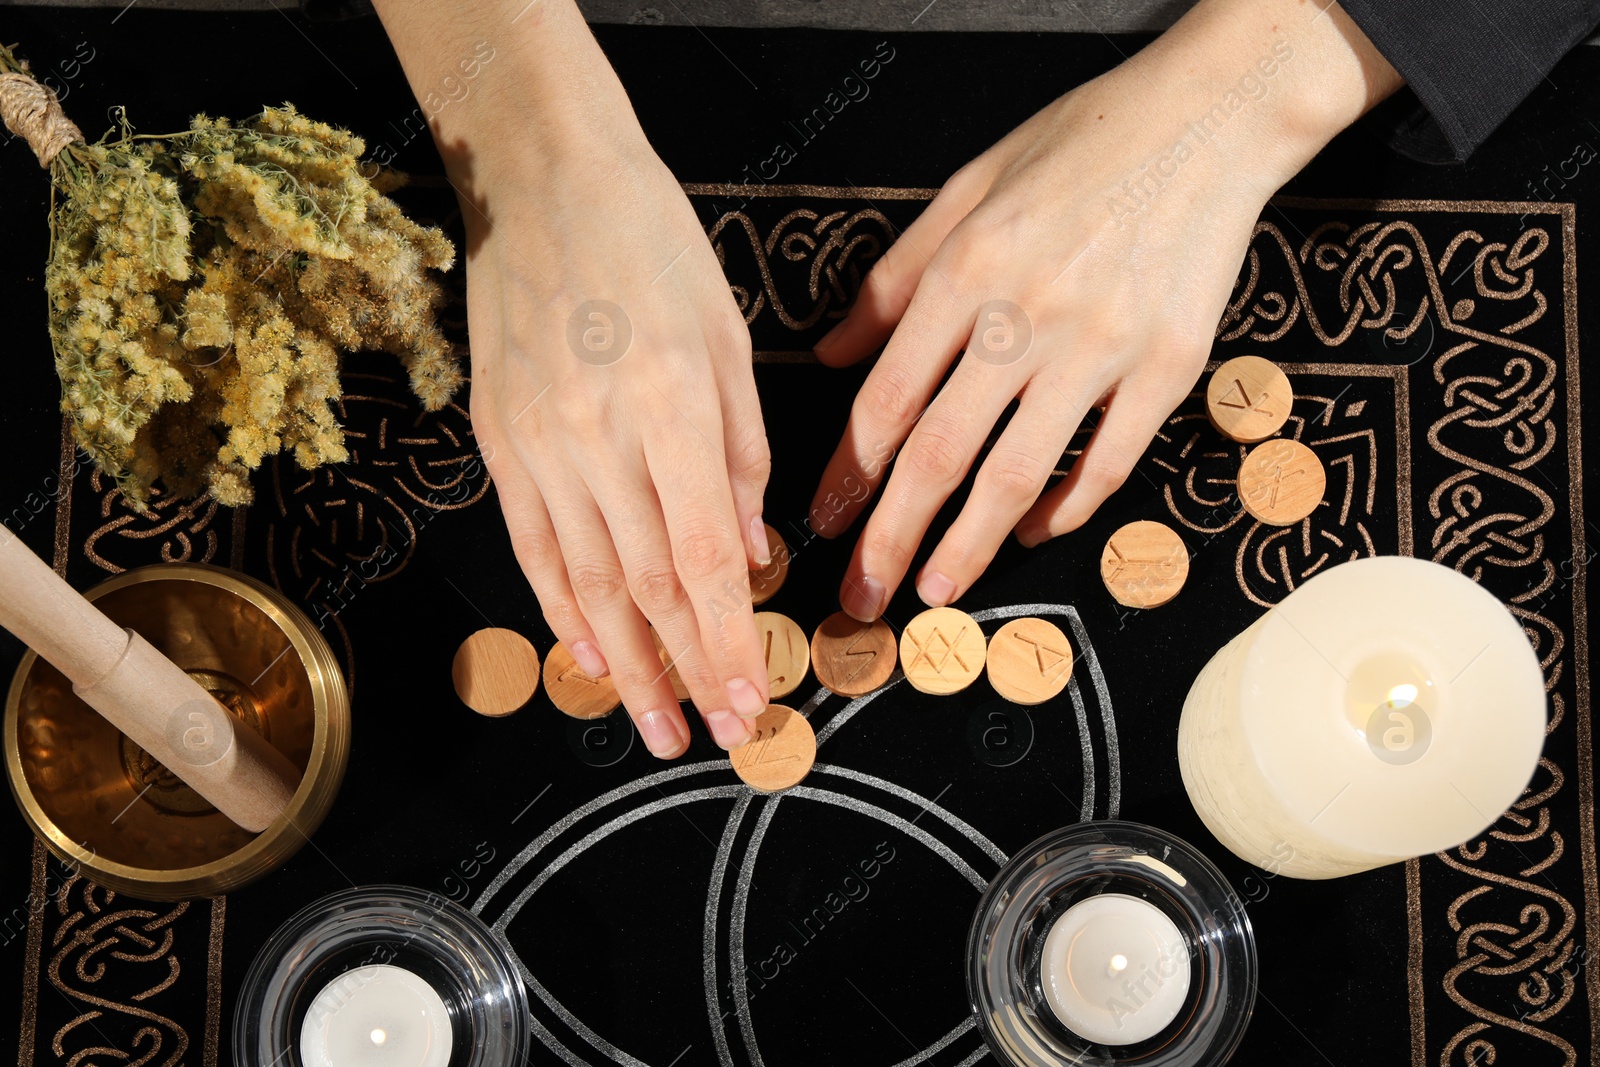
top-left (705, 710), bottom-right (753, 749)
top-left (638, 710), bottom-right (687, 759)
top-left (841, 574), bottom-right (886, 622)
top-left (726, 677), bottom-right (768, 718)
top-left (1015, 526), bottom-right (1048, 549)
top-left (750, 516), bottom-right (772, 567)
top-left (813, 319), bottom-right (846, 356)
top-left (918, 571), bottom-right (957, 607)
top-left (570, 640), bottom-right (609, 678)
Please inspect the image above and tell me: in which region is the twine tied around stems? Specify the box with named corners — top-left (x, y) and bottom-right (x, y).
top-left (0, 71), bottom-right (82, 167)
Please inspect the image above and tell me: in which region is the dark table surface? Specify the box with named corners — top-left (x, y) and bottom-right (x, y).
top-left (0, 7), bottom-right (1597, 1067)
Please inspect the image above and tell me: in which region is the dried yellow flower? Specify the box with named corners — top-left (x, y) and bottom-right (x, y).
top-left (2, 45), bottom-right (461, 511)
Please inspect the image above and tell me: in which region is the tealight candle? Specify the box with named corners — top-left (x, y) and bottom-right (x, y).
top-left (1179, 556), bottom-right (1546, 878)
top-left (1040, 894), bottom-right (1190, 1045)
top-left (968, 823), bottom-right (1255, 1066)
top-left (299, 965), bottom-right (453, 1067)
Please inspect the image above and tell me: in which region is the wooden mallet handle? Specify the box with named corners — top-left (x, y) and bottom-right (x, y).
top-left (0, 527), bottom-right (300, 832)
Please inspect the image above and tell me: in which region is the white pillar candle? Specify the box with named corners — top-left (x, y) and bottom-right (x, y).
top-left (1179, 556), bottom-right (1546, 879)
top-left (1040, 893), bottom-right (1191, 1045)
top-left (299, 964), bottom-right (453, 1067)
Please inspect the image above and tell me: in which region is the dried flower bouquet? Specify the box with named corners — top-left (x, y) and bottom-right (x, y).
top-left (0, 43), bottom-right (461, 509)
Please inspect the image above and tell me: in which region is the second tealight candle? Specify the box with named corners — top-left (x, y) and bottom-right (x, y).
top-left (1041, 894), bottom-right (1190, 1045)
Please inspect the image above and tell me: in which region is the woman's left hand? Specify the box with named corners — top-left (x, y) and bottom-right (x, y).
top-left (806, 0), bottom-right (1401, 621)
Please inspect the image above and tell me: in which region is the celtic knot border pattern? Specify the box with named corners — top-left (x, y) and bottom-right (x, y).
top-left (1226, 196), bottom-right (1590, 1067)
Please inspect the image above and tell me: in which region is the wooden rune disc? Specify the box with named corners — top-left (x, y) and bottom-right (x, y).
top-left (1206, 355), bottom-right (1293, 443)
top-left (986, 618), bottom-right (1075, 705)
top-left (452, 628), bottom-right (541, 717)
top-left (1101, 521), bottom-right (1189, 609)
top-left (1238, 438), bottom-right (1326, 526)
top-left (750, 523), bottom-right (790, 606)
top-left (811, 611), bottom-right (898, 697)
top-left (544, 641), bottom-right (622, 720)
top-left (899, 607), bottom-right (987, 695)
top-left (730, 704), bottom-right (815, 793)
top-left (754, 611), bottom-right (810, 700)
top-left (650, 628), bottom-right (692, 701)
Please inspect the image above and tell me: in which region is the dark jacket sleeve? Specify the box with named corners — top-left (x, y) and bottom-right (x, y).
top-left (1338, 0), bottom-right (1600, 162)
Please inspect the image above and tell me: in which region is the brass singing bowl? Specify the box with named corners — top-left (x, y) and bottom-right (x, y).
top-left (5, 563), bottom-right (350, 900)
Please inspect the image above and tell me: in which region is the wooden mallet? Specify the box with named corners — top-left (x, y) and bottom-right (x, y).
top-left (0, 526), bottom-right (300, 832)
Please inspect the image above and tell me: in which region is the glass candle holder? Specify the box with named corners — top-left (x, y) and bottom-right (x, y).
top-left (234, 886), bottom-right (529, 1067)
top-left (967, 821), bottom-right (1256, 1067)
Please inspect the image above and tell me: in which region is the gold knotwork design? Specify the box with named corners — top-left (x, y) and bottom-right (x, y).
top-left (708, 207), bottom-right (895, 331)
top-left (45, 877), bottom-right (190, 1067)
top-left (83, 473), bottom-right (228, 574)
top-left (1220, 207), bottom-right (1581, 1064)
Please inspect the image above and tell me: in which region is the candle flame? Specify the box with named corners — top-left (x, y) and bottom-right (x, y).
top-left (1108, 954), bottom-right (1128, 976)
top-left (370, 1029), bottom-right (387, 1046)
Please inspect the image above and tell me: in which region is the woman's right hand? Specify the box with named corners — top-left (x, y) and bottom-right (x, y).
top-left (374, 0), bottom-right (774, 757)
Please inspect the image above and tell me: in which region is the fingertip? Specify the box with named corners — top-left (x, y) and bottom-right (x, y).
top-left (805, 502), bottom-right (838, 539)
top-left (812, 318), bottom-right (847, 360)
top-left (812, 322), bottom-right (877, 368)
top-left (1047, 497), bottom-right (1097, 539)
top-left (637, 709), bottom-right (690, 760)
top-left (1017, 483), bottom-right (1071, 546)
top-left (569, 639), bottom-right (610, 678)
top-left (705, 709), bottom-right (754, 749)
top-left (812, 347), bottom-right (857, 369)
top-left (748, 515), bottom-right (772, 568)
top-left (840, 574), bottom-right (887, 623)
top-left (806, 491), bottom-right (866, 540)
top-left (1014, 525), bottom-right (1049, 549)
top-left (726, 677), bottom-right (768, 719)
top-left (916, 570), bottom-right (958, 608)
top-left (1020, 483), bottom-right (1097, 543)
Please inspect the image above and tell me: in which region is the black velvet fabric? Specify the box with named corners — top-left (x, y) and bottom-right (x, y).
top-left (0, 9), bottom-right (1596, 1067)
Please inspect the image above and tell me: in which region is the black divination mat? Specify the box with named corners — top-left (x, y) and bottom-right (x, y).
top-left (0, 8), bottom-right (1596, 1067)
